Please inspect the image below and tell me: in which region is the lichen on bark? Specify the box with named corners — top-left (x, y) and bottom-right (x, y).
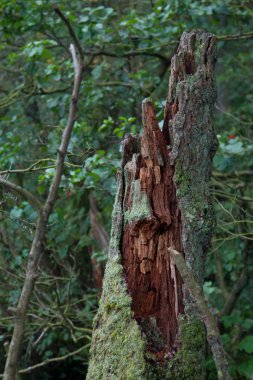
top-left (163, 30), bottom-right (218, 287)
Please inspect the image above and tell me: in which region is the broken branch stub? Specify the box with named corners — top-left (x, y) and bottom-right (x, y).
top-left (87, 30), bottom-right (218, 379)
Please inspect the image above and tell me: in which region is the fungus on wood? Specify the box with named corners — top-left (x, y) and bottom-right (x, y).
top-left (87, 30), bottom-right (218, 380)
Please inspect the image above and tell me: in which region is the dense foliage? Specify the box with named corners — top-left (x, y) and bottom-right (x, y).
top-left (0, 0), bottom-right (252, 378)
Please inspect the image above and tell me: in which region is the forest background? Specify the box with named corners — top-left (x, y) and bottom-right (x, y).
top-left (0, 0), bottom-right (252, 379)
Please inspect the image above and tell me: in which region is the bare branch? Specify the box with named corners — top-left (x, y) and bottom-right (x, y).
top-left (0, 344), bottom-right (89, 377)
top-left (35, 86), bottom-right (71, 95)
top-left (0, 177), bottom-right (42, 210)
top-left (96, 81), bottom-right (136, 88)
top-left (69, 44), bottom-right (79, 77)
top-left (3, 45), bottom-right (84, 380)
top-left (220, 268), bottom-right (249, 318)
top-left (215, 103), bottom-right (253, 126)
top-left (213, 170), bottom-right (253, 178)
top-left (0, 165), bottom-right (56, 175)
top-left (218, 31), bottom-right (253, 41)
top-left (0, 159), bottom-right (82, 176)
top-left (168, 248), bottom-right (230, 380)
top-left (214, 251), bottom-right (229, 300)
top-left (53, 5), bottom-right (84, 61)
top-left (86, 48), bottom-right (171, 64)
top-left (42, 29), bottom-right (71, 57)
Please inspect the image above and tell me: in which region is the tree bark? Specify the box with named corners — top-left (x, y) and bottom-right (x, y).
top-left (87, 30), bottom-right (220, 380)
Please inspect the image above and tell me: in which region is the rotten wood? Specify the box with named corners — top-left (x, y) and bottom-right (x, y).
top-left (122, 99), bottom-right (184, 354)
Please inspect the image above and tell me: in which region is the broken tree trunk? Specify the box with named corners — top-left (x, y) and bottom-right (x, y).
top-left (87, 30), bottom-right (220, 380)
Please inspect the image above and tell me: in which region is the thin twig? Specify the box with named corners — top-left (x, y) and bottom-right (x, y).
top-left (86, 48), bottom-right (171, 64)
top-left (0, 344), bottom-right (89, 377)
top-left (217, 31), bottom-right (253, 41)
top-left (42, 29), bottom-right (70, 57)
top-left (220, 268), bottom-right (249, 318)
top-left (53, 6), bottom-right (84, 61)
top-left (215, 103), bottom-right (252, 126)
top-left (212, 189), bottom-right (253, 203)
top-left (0, 160), bottom-right (82, 175)
top-left (96, 81), bottom-right (136, 88)
top-left (213, 170), bottom-right (253, 178)
top-left (214, 251), bottom-right (229, 300)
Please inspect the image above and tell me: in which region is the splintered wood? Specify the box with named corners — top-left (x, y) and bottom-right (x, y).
top-left (122, 99), bottom-right (184, 355)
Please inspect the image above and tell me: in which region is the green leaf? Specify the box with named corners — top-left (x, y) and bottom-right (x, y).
top-left (59, 246), bottom-right (68, 259)
top-left (220, 139), bottom-right (244, 155)
top-left (203, 281), bottom-right (216, 295)
top-left (238, 358), bottom-right (253, 379)
top-left (221, 313), bottom-right (242, 329)
top-left (10, 207), bottom-right (22, 219)
top-left (239, 336), bottom-right (253, 354)
top-left (92, 65), bottom-right (103, 79)
top-left (242, 319), bottom-right (253, 330)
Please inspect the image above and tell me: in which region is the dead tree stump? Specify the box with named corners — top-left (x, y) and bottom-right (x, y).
top-left (87, 30), bottom-right (218, 380)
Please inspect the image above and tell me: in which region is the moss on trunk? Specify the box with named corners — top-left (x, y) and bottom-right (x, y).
top-left (148, 317), bottom-right (206, 380)
top-left (86, 258), bottom-right (147, 380)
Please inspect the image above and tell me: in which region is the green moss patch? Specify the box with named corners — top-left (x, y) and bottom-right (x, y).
top-left (86, 257), bottom-right (147, 380)
top-left (147, 316), bottom-right (205, 380)
top-left (167, 316), bottom-right (206, 380)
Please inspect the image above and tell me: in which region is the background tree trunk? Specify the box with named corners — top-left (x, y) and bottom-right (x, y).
top-left (89, 194), bottom-right (108, 291)
top-left (87, 30), bottom-right (218, 380)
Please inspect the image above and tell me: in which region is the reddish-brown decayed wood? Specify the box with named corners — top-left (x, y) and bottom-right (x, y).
top-left (122, 100), bottom-right (184, 356)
